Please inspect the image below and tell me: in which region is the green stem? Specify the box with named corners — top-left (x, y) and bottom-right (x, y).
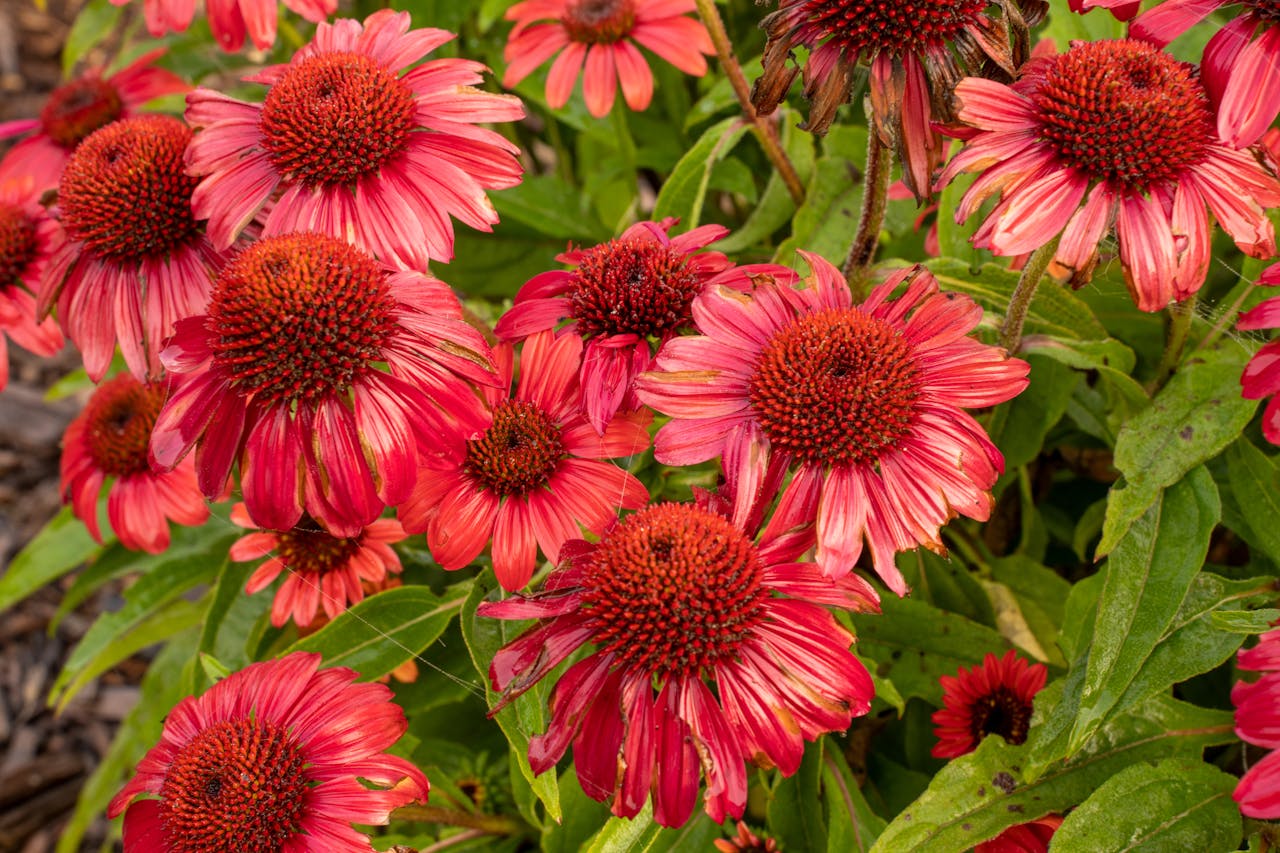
top-left (1151, 295), bottom-right (1196, 390)
top-left (392, 805), bottom-right (530, 838)
top-left (693, 0), bottom-right (806, 205)
top-left (999, 239), bottom-right (1059, 354)
top-left (842, 129), bottom-right (892, 296)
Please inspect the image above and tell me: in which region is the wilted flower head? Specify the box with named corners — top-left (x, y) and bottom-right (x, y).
top-left (938, 38), bottom-right (1280, 312)
top-left (108, 652), bottom-right (428, 851)
top-left (752, 0), bottom-right (1046, 200)
top-left (502, 0), bottom-right (713, 117)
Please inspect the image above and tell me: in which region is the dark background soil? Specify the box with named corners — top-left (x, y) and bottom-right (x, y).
top-left (0, 2), bottom-right (139, 850)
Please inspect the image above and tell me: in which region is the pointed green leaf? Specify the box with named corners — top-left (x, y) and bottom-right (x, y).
top-left (1051, 759), bottom-right (1241, 852)
top-left (773, 125), bottom-right (869, 267)
top-left (653, 116), bottom-right (749, 229)
top-left (770, 741), bottom-right (828, 851)
top-left (1225, 437), bottom-right (1280, 565)
top-left (0, 506), bottom-right (104, 612)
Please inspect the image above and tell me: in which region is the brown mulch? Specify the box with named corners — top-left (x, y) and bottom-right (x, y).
top-left (0, 2), bottom-right (144, 851)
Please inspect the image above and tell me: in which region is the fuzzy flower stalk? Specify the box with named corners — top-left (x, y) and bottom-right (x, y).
top-left (480, 489), bottom-right (879, 827)
top-left (752, 0), bottom-right (1046, 200)
top-left (636, 253), bottom-right (1028, 595)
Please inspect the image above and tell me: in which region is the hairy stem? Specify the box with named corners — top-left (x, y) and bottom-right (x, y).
top-left (999, 239), bottom-right (1060, 354)
top-left (1151, 295), bottom-right (1196, 390)
top-left (694, 0), bottom-right (806, 205)
top-left (843, 129), bottom-right (892, 295)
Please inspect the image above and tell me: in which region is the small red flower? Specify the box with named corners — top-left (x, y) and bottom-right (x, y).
top-left (0, 49), bottom-right (188, 195)
top-left (1233, 626), bottom-right (1280, 817)
top-left (714, 821), bottom-right (780, 853)
top-left (229, 502), bottom-right (406, 629)
top-left (399, 330), bottom-right (650, 592)
top-left (480, 494), bottom-right (879, 828)
top-left (752, 0), bottom-right (1045, 200)
top-left (636, 254), bottom-right (1028, 596)
top-left (39, 115), bottom-right (226, 382)
top-left (931, 650), bottom-right (1048, 758)
top-left (149, 231), bottom-right (495, 538)
top-left (108, 0), bottom-right (337, 52)
top-left (1238, 263), bottom-right (1280, 446)
top-left (503, 0), bottom-right (713, 117)
top-left (495, 218), bottom-right (796, 433)
top-left (185, 10), bottom-right (524, 269)
top-left (108, 652), bottom-right (429, 851)
top-left (0, 178), bottom-right (62, 391)
top-left (60, 374), bottom-right (208, 554)
top-left (976, 815), bottom-right (1063, 853)
top-left (938, 39), bottom-right (1280, 312)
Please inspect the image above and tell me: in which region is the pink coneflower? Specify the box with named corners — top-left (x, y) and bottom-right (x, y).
top-left (149, 231), bottom-right (495, 538)
top-left (1120, 0), bottom-right (1280, 148)
top-left (108, 651), bottom-right (428, 851)
top-left (229, 502), bottom-right (406, 629)
top-left (976, 816), bottom-right (1063, 853)
top-left (931, 650), bottom-right (1047, 758)
top-left (0, 49), bottom-right (188, 196)
top-left (38, 115), bottom-right (225, 382)
top-left (480, 496), bottom-right (879, 828)
top-left (751, 0), bottom-right (1045, 200)
top-left (1233, 627), bottom-right (1280, 817)
top-left (938, 39), bottom-right (1280, 312)
top-left (185, 9), bottom-right (524, 270)
top-left (1239, 263), bottom-right (1280, 445)
top-left (494, 218), bottom-right (796, 433)
top-left (0, 179), bottom-right (62, 391)
top-left (399, 330), bottom-right (650, 592)
top-left (61, 374), bottom-right (208, 554)
top-left (635, 253), bottom-right (1028, 596)
top-left (502, 0), bottom-right (712, 118)
top-left (108, 0), bottom-right (337, 52)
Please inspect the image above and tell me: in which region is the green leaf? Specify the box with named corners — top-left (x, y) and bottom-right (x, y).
top-left (988, 555), bottom-right (1072, 664)
top-left (62, 0), bottom-right (123, 74)
top-left (1069, 467), bottom-right (1219, 755)
top-left (769, 742), bottom-right (828, 851)
top-left (1212, 608), bottom-right (1280, 634)
top-left (51, 536), bottom-right (233, 707)
top-left (823, 746), bottom-right (886, 853)
top-left (987, 354), bottom-right (1077, 470)
top-left (1225, 437), bottom-right (1280, 565)
top-left (870, 695), bottom-right (1233, 852)
top-left (716, 108), bottom-right (816, 254)
top-left (584, 802), bottom-right (654, 853)
top-left (542, 768), bottom-right (612, 853)
top-left (198, 557), bottom-right (272, 675)
top-left (461, 572), bottom-right (561, 825)
top-left (653, 115), bottom-right (749, 229)
top-left (286, 584), bottom-right (465, 680)
top-left (851, 596), bottom-right (1009, 704)
top-left (1051, 759), bottom-right (1241, 852)
top-left (774, 125), bottom-right (868, 267)
top-left (56, 630), bottom-right (198, 853)
top-left (0, 506), bottom-right (103, 612)
top-left (491, 174), bottom-right (611, 242)
top-left (1098, 344), bottom-right (1257, 555)
top-left (925, 260), bottom-right (1109, 341)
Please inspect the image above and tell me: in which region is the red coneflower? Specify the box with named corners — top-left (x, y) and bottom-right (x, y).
top-left (61, 374), bottom-right (208, 554)
top-left (39, 114), bottom-right (226, 382)
top-left (937, 39), bottom-right (1280, 312)
top-left (108, 652), bottom-right (429, 851)
top-left (1233, 627), bottom-right (1280, 817)
top-left (399, 330), bottom-right (650, 592)
top-left (635, 253), bottom-right (1028, 596)
top-left (0, 49), bottom-right (188, 195)
top-left (148, 231), bottom-right (495, 538)
top-left (1238, 263), bottom-right (1280, 446)
top-left (480, 495), bottom-right (879, 828)
top-left (976, 816), bottom-right (1063, 853)
top-left (185, 9), bottom-right (524, 270)
top-left (931, 650), bottom-right (1048, 758)
top-left (108, 0), bottom-right (337, 51)
top-left (0, 178), bottom-right (62, 391)
top-left (494, 218), bottom-right (796, 433)
top-left (751, 0), bottom-right (1045, 200)
top-left (502, 0), bottom-right (713, 117)
top-left (229, 502), bottom-right (406, 629)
